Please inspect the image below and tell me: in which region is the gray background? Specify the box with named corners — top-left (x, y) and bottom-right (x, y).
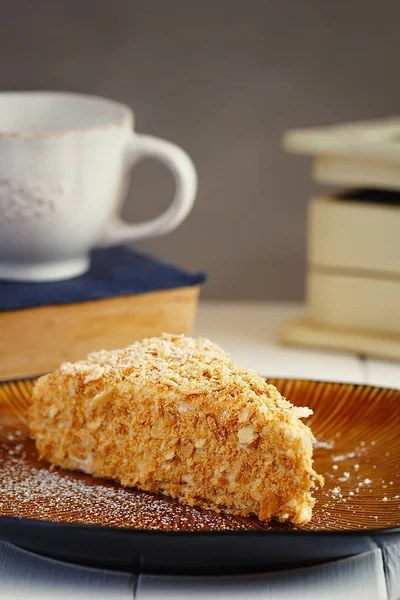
top-left (1, 0), bottom-right (399, 299)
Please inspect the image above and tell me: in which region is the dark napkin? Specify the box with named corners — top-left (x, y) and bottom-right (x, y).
top-left (0, 247), bottom-right (206, 312)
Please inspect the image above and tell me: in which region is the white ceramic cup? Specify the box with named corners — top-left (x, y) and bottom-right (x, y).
top-left (0, 91), bottom-right (197, 281)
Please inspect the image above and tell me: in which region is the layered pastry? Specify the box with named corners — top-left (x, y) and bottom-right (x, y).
top-left (29, 334), bottom-right (323, 525)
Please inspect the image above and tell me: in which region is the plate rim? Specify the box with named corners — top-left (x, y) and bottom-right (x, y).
top-left (1, 514), bottom-right (400, 537)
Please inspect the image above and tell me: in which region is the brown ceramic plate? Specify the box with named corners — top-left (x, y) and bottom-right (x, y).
top-left (0, 377), bottom-right (400, 574)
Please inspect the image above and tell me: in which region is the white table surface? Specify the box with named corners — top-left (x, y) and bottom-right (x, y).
top-left (195, 302), bottom-right (400, 388)
top-left (1, 301), bottom-right (400, 600)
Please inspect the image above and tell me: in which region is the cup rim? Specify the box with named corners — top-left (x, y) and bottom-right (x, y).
top-left (0, 91), bottom-right (134, 138)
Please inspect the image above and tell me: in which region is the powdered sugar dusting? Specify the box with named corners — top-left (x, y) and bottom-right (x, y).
top-left (314, 439), bottom-right (335, 450)
top-left (0, 437), bottom-right (269, 532)
top-left (307, 435), bottom-right (400, 530)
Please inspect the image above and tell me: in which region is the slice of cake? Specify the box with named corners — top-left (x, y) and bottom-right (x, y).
top-left (29, 334), bottom-right (323, 525)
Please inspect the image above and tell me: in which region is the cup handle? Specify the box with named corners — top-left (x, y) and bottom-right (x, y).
top-left (98, 132), bottom-right (197, 246)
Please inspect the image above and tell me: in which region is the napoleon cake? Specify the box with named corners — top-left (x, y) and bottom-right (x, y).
top-left (29, 334), bottom-right (323, 525)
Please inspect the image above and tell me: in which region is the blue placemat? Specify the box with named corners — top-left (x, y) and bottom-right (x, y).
top-left (0, 247), bottom-right (206, 312)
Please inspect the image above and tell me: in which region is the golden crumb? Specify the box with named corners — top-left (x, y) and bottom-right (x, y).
top-left (29, 334), bottom-right (323, 525)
